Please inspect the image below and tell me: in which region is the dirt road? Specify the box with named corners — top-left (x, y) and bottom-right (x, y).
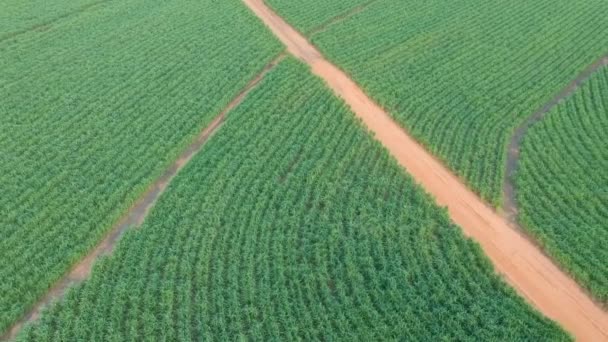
top-left (242, 0), bottom-right (608, 340)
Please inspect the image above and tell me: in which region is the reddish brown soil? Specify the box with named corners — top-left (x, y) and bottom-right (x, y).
top-left (243, 0), bottom-right (608, 340)
top-left (0, 55), bottom-right (284, 341)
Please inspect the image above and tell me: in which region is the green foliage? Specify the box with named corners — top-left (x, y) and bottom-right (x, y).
top-left (17, 59), bottom-right (569, 341)
top-left (516, 66), bottom-right (608, 304)
top-left (267, 0), bottom-right (608, 205)
top-left (0, 0), bottom-right (281, 333)
top-left (265, 0), bottom-right (371, 34)
top-left (0, 0), bottom-right (101, 38)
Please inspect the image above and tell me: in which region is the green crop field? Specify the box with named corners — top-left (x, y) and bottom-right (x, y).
top-left (0, 0), bottom-right (281, 332)
top-left (3, 0), bottom-right (607, 339)
top-left (264, 0), bottom-right (371, 34)
top-left (0, 0), bottom-right (102, 38)
top-left (16, 60), bottom-right (568, 341)
top-left (516, 66), bottom-right (608, 304)
top-left (267, 0), bottom-right (608, 205)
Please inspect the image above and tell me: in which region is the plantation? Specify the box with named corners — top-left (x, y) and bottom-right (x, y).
top-left (0, 0), bottom-right (101, 38)
top-left (264, 0), bottom-right (371, 34)
top-left (0, 0), bottom-right (281, 333)
top-left (267, 0), bottom-right (608, 205)
top-left (516, 66), bottom-right (608, 304)
top-left (16, 59), bottom-right (569, 341)
top-left (2, 0), bottom-right (607, 339)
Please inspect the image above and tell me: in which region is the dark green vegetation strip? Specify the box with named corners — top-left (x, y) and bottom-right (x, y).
top-left (16, 59), bottom-right (569, 341)
top-left (0, 0), bottom-right (282, 333)
top-left (516, 66), bottom-right (608, 304)
top-left (266, 0), bottom-right (608, 206)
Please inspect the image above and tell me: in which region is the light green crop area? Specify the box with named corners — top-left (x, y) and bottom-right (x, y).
top-left (0, 0), bottom-right (103, 37)
top-left (517, 66), bottom-right (608, 304)
top-left (265, 0), bottom-right (371, 34)
top-left (17, 59), bottom-right (569, 341)
top-left (267, 0), bottom-right (608, 205)
top-left (0, 0), bottom-right (281, 333)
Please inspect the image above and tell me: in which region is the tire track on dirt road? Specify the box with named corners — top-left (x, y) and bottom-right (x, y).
top-left (0, 55), bottom-right (284, 341)
top-left (503, 54), bottom-right (608, 223)
top-left (242, 0), bottom-right (608, 340)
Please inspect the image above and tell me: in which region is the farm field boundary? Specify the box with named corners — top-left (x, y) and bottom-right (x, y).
top-left (242, 0), bottom-right (608, 340)
top-left (0, 55), bottom-right (283, 342)
top-left (504, 54), bottom-right (608, 222)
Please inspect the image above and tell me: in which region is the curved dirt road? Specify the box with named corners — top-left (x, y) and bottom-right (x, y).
top-left (242, 0), bottom-right (608, 340)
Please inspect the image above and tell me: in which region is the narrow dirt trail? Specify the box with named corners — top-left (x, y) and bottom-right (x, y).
top-left (504, 54), bottom-right (608, 223)
top-left (0, 55), bottom-right (284, 341)
top-left (242, 1), bottom-right (608, 340)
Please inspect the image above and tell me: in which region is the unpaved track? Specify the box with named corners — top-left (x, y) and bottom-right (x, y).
top-left (243, 1), bottom-right (608, 340)
top-left (504, 54), bottom-right (608, 223)
top-left (0, 55), bottom-right (284, 341)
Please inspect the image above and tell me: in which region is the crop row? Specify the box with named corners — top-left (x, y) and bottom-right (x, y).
top-left (0, 0), bottom-right (282, 333)
top-left (16, 59), bottom-right (569, 341)
top-left (0, 0), bottom-right (104, 39)
top-left (267, 0), bottom-right (608, 205)
top-left (516, 66), bottom-right (608, 304)
top-left (265, 0), bottom-right (371, 34)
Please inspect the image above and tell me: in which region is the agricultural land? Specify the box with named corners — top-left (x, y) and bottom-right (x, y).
top-left (268, 0), bottom-right (608, 205)
top-left (15, 59), bottom-right (568, 341)
top-left (516, 66), bottom-right (608, 303)
top-left (0, 0), bottom-right (280, 333)
top-left (1, 0), bottom-right (607, 340)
